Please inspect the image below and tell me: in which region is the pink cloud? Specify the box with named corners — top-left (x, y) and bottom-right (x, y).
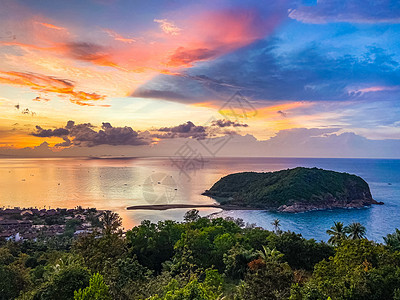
top-left (102, 29), bottom-right (135, 43)
top-left (0, 2), bottom-right (288, 101)
top-left (349, 85), bottom-right (400, 94)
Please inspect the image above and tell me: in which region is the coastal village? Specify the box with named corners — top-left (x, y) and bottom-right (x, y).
top-left (0, 206), bottom-right (104, 241)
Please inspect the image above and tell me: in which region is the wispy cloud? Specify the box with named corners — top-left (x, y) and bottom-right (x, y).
top-left (154, 19), bottom-right (182, 36)
top-left (35, 22), bottom-right (67, 31)
top-left (289, 0), bottom-right (400, 24)
top-left (0, 71), bottom-right (107, 106)
top-left (348, 85), bottom-right (400, 94)
top-left (102, 28), bottom-right (135, 43)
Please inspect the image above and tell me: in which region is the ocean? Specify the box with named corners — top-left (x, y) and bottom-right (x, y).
top-left (1, 157), bottom-right (399, 242)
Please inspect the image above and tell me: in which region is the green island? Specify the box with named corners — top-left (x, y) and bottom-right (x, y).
top-left (1, 209), bottom-right (400, 300)
top-left (203, 167), bottom-right (383, 212)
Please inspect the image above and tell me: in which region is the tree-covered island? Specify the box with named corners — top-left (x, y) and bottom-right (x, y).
top-left (203, 167), bottom-right (383, 212)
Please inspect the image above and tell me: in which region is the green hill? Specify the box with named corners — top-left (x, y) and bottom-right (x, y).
top-left (203, 167), bottom-right (381, 212)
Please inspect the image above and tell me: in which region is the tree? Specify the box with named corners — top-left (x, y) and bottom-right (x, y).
top-left (271, 219), bottom-right (281, 234)
top-left (223, 244), bottom-right (258, 279)
top-left (298, 239), bottom-right (400, 300)
top-left (147, 270), bottom-right (222, 300)
top-left (257, 246), bottom-right (284, 263)
top-left (267, 231), bottom-right (334, 271)
top-left (238, 249), bottom-right (293, 300)
top-left (104, 257), bottom-right (153, 299)
top-left (126, 220), bottom-right (184, 272)
top-left (73, 232), bottom-right (127, 273)
top-left (35, 265), bottom-right (91, 300)
top-left (0, 264), bottom-right (29, 300)
top-left (345, 222), bottom-right (366, 240)
top-left (184, 209), bottom-right (201, 222)
top-left (100, 211), bottom-right (122, 235)
top-left (326, 221), bottom-right (347, 245)
top-left (74, 273), bottom-right (111, 300)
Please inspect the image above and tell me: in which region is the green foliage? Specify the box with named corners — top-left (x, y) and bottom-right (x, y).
top-left (223, 244), bottom-right (258, 279)
top-left (74, 273), bottom-right (111, 300)
top-left (73, 232), bottom-right (126, 272)
top-left (204, 167), bottom-right (372, 208)
top-left (147, 276), bottom-right (221, 300)
top-left (34, 265), bottom-right (90, 300)
top-left (237, 254), bottom-right (294, 300)
top-left (126, 220), bottom-right (185, 272)
top-left (1, 214), bottom-right (400, 300)
top-left (0, 264), bottom-right (29, 300)
top-left (295, 239), bottom-right (400, 300)
top-left (104, 256), bottom-right (153, 299)
top-left (267, 231), bottom-right (334, 270)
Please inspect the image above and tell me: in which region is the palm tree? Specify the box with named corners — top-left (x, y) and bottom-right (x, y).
top-left (258, 245), bottom-right (284, 263)
top-left (271, 219), bottom-right (281, 234)
top-left (384, 228), bottom-right (400, 251)
top-left (326, 222), bottom-right (347, 245)
top-left (344, 222), bottom-right (366, 240)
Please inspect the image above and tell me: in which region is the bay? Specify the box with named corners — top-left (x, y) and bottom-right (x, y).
top-left (1, 157), bottom-right (399, 242)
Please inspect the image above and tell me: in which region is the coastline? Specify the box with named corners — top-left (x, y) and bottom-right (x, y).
top-left (126, 200), bottom-right (383, 212)
top-left (126, 204), bottom-right (267, 211)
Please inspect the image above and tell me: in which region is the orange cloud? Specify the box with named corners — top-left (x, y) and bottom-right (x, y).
top-left (35, 22), bottom-right (67, 31)
top-left (0, 71), bottom-right (106, 106)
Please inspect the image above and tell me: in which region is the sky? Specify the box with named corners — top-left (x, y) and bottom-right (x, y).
top-left (0, 0), bottom-right (399, 158)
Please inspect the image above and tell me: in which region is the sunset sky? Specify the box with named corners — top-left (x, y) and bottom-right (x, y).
top-left (1, 0), bottom-right (400, 157)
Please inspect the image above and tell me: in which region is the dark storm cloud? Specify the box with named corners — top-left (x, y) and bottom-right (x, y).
top-left (156, 121), bottom-right (208, 139)
top-left (55, 137), bottom-right (72, 147)
top-left (31, 121), bottom-right (149, 147)
top-left (69, 122), bottom-right (148, 147)
top-left (66, 120), bottom-right (75, 129)
top-left (289, 0), bottom-right (400, 24)
top-left (211, 119), bottom-right (248, 127)
top-left (32, 126), bottom-right (69, 137)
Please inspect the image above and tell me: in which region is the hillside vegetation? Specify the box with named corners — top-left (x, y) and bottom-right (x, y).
top-left (1, 210), bottom-right (400, 299)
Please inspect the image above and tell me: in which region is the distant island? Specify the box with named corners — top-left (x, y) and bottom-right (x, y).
top-left (202, 167), bottom-right (383, 212)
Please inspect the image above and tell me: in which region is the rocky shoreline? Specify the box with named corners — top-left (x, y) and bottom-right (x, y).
top-left (277, 198), bottom-right (384, 213)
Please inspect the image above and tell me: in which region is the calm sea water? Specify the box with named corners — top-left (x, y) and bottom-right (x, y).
top-left (1, 157), bottom-right (399, 242)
